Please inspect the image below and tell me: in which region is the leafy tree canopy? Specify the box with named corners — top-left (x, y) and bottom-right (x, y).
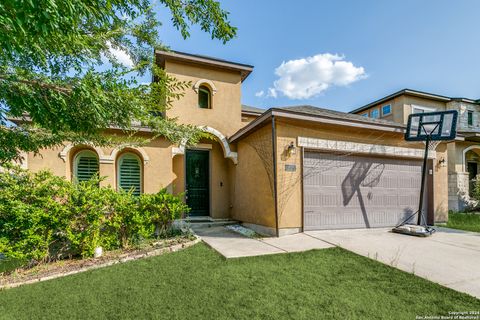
top-left (0, 0), bottom-right (236, 163)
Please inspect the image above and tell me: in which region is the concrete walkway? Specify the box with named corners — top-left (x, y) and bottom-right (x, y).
top-left (306, 227), bottom-right (480, 299)
top-left (193, 226), bottom-right (333, 258)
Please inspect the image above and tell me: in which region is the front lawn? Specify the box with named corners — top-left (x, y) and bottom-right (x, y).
top-left (445, 212), bottom-right (480, 233)
top-left (0, 244), bottom-right (478, 320)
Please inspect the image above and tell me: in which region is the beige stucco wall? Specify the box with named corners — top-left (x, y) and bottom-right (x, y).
top-left (274, 118), bottom-right (449, 229)
top-left (231, 124), bottom-right (276, 228)
top-left (164, 60), bottom-right (244, 137)
top-left (27, 135), bottom-right (175, 194)
top-left (27, 145), bottom-right (66, 178)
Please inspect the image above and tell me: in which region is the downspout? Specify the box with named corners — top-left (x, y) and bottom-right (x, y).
top-left (271, 115), bottom-right (279, 237)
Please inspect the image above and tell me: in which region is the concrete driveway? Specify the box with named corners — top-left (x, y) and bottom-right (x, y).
top-left (306, 227), bottom-right (480, 299)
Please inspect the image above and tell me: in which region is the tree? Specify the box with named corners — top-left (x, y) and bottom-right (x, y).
top-left (0, 0), bottom-right (237, 163)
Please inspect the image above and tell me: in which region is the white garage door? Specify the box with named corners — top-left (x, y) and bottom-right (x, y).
top-left (303, 151), bottom-right (423, 230)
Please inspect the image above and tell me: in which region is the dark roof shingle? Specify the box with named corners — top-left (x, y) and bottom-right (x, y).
top-left (241, 104), bottom-right (266, 114)
top-left (277, 105), bottom-right (405, 127)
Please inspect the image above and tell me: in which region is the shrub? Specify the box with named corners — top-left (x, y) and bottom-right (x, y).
top-left (139, 190), bottom-right (190, 237)
top-left (0, 165), bottom-right (189, 266)
top-left (472, 177), bottom-right (480, 203)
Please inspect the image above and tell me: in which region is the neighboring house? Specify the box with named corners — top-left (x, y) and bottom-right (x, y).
top-left (13, 52), bottom-right (449, 236)
top-left (351, 89), bottom-right (480, 211)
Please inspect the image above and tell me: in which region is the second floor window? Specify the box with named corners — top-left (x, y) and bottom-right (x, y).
top-left (198, 85), bottom-right (211, 109)
top-left (468, 111), bottom-right (474, 126)
top-left (382, 104), bottom-right (391, 116)
top-left (370, 109), bottom-right (379, 119)
top-left (412, 105), bottom-right (436, 114)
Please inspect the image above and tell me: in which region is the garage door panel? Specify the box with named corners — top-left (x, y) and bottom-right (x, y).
top-left (303, 152), bottom-right (422, 230)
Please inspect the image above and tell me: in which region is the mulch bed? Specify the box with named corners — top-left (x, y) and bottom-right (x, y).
top-left (0, 234), bottom-right (200, 289)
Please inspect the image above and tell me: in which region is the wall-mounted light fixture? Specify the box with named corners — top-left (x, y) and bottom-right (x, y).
top-left (286, 141), bottom-right (296, 157)
top-left (438, 157), bottom-right (446, 167)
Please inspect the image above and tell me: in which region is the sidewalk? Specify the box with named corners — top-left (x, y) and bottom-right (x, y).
top-left (193, 226), bottom-right (333, 258)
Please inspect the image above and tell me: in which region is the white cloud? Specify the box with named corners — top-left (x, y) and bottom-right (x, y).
top-left (106, 41), bottom-right (134, 68)
top-left (267, 88), bottom-right (277, 98)
top-left (255, 90), bottom-right (265, 97)
top-left (267, 53), bottom-right (366, 99)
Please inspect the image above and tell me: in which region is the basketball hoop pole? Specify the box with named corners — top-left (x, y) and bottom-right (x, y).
top-left (394, 110), bottom-right (457, 237)
top-left (417, 134), bottom-right (431, 226)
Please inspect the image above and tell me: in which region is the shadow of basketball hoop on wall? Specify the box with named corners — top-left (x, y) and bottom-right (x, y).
top-left (341, 160), bottom-right (385, 228)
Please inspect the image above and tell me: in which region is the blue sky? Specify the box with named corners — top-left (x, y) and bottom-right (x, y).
top-left (150, 0), bottom-right (480, 112)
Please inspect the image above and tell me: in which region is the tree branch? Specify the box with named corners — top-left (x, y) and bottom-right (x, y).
top-left (0, 75), bottom-right (72, 94)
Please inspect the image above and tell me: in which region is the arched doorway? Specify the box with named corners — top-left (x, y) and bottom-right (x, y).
top-left (465, 148), bottom-right (480, 197)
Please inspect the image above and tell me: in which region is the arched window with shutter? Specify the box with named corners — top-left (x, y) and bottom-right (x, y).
top-left (117, 153), bottom-right (142, 196)
top-left (73, 150), bottom-right (99, 182)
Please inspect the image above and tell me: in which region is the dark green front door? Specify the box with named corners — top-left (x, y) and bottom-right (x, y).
top-left (186, 150), bottom-right (210, 216)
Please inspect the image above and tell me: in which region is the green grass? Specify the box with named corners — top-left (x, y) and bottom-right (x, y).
top-left (445, 212), bottom-right (480, 233)
top-left (0, 244), bottom-right (478, 320)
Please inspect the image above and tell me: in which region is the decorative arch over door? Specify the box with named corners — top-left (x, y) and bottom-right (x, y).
top-left (172, 126), bottom-right (238, 164)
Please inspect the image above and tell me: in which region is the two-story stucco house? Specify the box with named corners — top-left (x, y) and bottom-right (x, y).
top-left (15, 52), bottom-right (451, 236)
top-left (351, 89), bottom-right (480, 211)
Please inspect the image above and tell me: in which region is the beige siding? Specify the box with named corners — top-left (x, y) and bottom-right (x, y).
top-left (165, 60), bottom-right (244, 137)
top-left (28, 136), bottom-right (175, 194)
top-left (231, 124), bottom-right (276, 228)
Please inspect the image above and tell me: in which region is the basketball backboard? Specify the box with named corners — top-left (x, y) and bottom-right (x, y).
top-left (405, 110), bottom-right (458, 141)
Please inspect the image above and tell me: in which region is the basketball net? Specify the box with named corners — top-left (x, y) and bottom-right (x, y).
top-left (423, 140), bottom-right (440, 152)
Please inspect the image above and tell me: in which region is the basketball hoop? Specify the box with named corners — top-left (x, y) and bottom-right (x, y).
top-left (393, 110), bottom-right (458, 237)
top-left (424, 140), bottom-right (440, 152)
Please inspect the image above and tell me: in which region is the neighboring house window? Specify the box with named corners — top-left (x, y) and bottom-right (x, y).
top-left (468, 111), bottom-right (474, 126)
top-left (74, 150), bottom-right (99, 182)
top-left (361, 113), bottom-right (369, 117)
top-left (198, 85), bottom-right (211, 109)
top-left (412, 105), bottom-right (436, 114)
top-left (117, 153), bottom-right (142, 196)
top-left (382, 104), bottom-right (391, 116)
top-left (370, 109), bottom-right (379, 119)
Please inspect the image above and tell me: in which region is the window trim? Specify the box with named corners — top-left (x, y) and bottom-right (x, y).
top-left (198, 85), bottom-right (212, 109)
top-left (381, 104), bottom-right (392, 116)
top-left (73, 149), bottom-right (99, 183)
top-left (116, 152), bottom-right (143, 195)
top-left (361, 113), bottom-right (369, 117)
top-left (370, 108), bottom-right (380, 119)
top-left (411, 104), bottom-right (436, 114)
top-left (468, 110), bottom-right (474, 127)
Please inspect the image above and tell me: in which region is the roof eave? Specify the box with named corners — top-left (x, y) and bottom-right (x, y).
top-left (155, 49), bottom-right (254, 82)
top-left (350, 89), bottom-right (453, 114)
top-left (230, 108), bottom-right (406, 143)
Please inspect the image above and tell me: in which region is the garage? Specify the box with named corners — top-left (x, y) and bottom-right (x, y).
top-left (303, 151), bottom-right (423, 230)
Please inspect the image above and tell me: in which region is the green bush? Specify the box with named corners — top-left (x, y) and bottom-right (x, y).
top-left (0, 165), bottom-right (189, 266)
top-left (472, 178), bottom-right (480, 203)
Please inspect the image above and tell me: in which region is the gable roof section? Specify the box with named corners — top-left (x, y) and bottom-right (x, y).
top-left (351, 88), bottom-right (479, 114)
top-left (155, 50), bottom-right (254, 82)
top-left (230, 105), bottom-right (406, 143)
